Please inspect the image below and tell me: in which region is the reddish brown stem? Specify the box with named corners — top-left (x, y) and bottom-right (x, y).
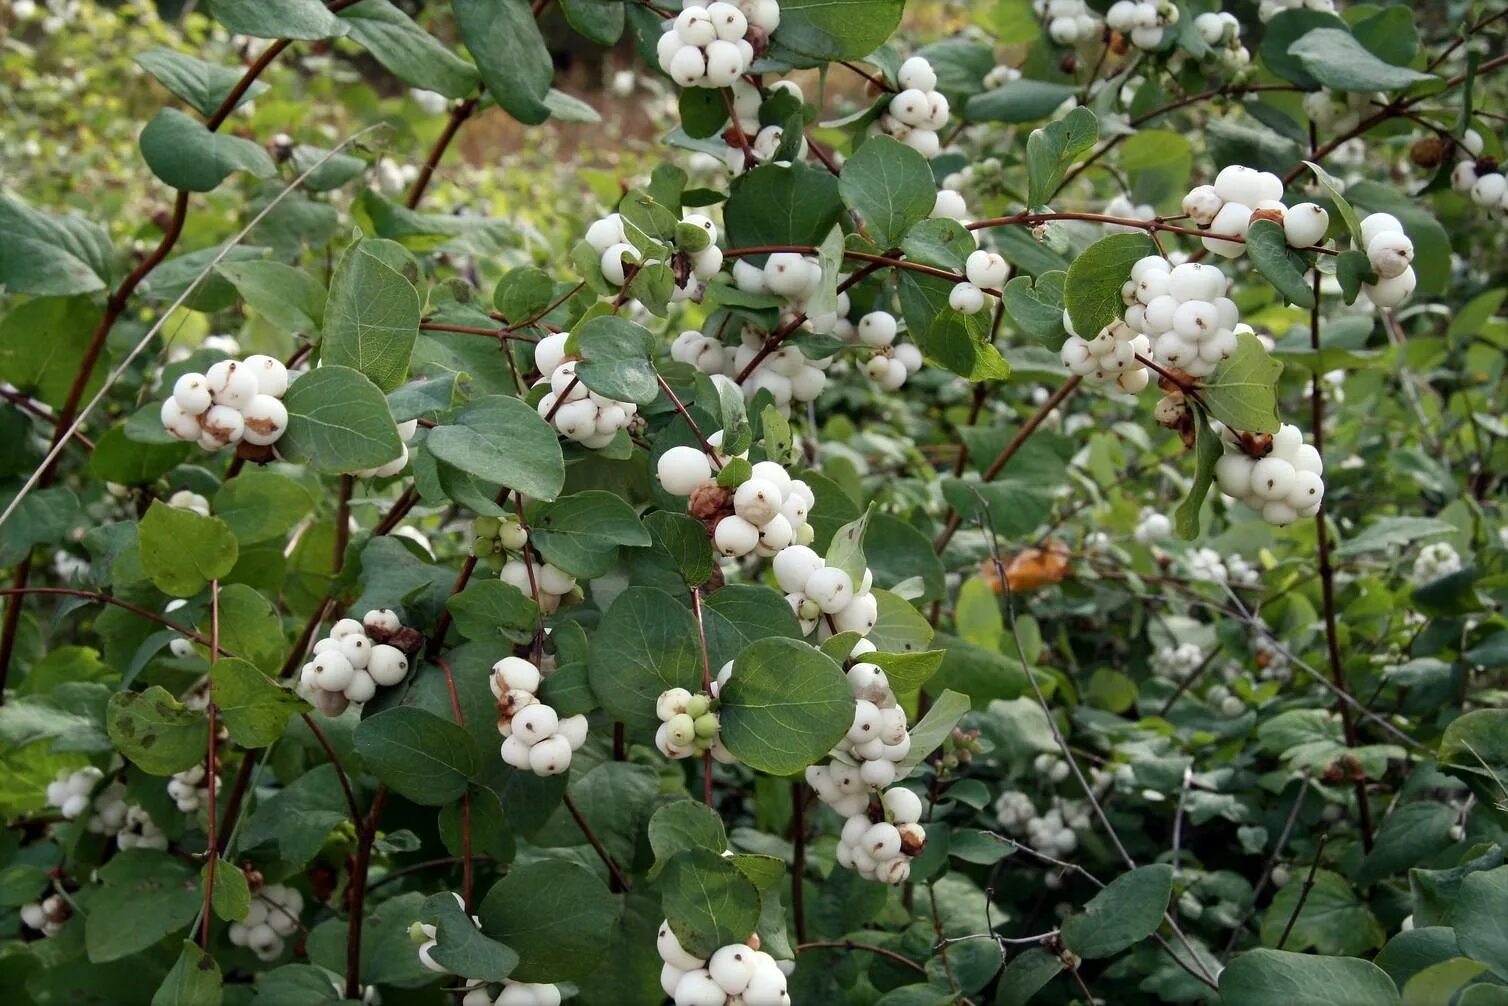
top-left (406, 96), bottom-right (480, 210)
top-left (345, 787), bottom-right (389, 999)
top-left (200, 580), bottom-right (221, 948)
top-left (563, 792), bottom-right (633, 892)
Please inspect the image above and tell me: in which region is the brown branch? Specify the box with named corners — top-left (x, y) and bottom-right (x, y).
top-left (690, 587), bottom-right (714, 806)
top-left (796, 941), bottom-right (925, 975)
top-left (1275, 833), bottom-right (1328, 950)
top-left (346, 787), bottom-right (389, 999)
top-left (563, 792), bottom-right (633, 892)
top-left (200, 579), bottom-right (221, 948)
top-left (305, 714), bottom-right (362, 825)
top-left (434, 656), bottom-right (472, 910)
top-left (406, 95), bottom-right (480, 209)
top-left (791, 781), bottom-right (807, 944)
top-left (656, 374), bottom-right (724, 467)
top-left (731, 261), bottom-right (886, 383)
top-left (0, 585), bottom-right (230, 654)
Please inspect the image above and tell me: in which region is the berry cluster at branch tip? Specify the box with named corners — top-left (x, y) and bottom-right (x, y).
top-left (298, 610), bottom-right (413, 717)
top-left (1449, 129), bottom-right (1508, 214)
top-left (45, 765), bottom-right (102, 820)
top-left (657, 447), bottom-right (816, 559)
top-left (461, 980), bottom-right (565, 1006)
top-left (872, 57), bottom-right (949, 159)
top-left (1034, 0), bottom-right (1101, 46)
top-left (1181, 165), bottom-right (1329, 258)
top-left (1356, 212), bottom-right (1418, 308)
top-left (159, 354), bottom-right (289, 453)
top-left (657, 923), bottom-right (792, 1006)
top-left (228, 885), bottom-right (303, 961)
top-left (655, 687), bottom-right (733, 762)
top-left (655, 1), bottom-right (777, 89)
top-left (1105, 1), bottom-right (1180, 51)
top-left (775, 545), bottom-right (878, 641)
top-left (493, 656), bottom-right (588, 776)
top-left (166, 762), bottom-right (218, 813)
top-left (533, 331), bottom-right (640, 450)
top-left (499, 554), bottom-right (578, 613)
top-left (1121, 255), bottom-right (1244, 379)
top-left (584, 208), bottom-right (722, 304)
top-left (19, 895), bottom-right (69, 937)
top-left (853, 310), bottom-right (923, 390)
top-left (1212, 421), bottom-right (1325, 526)
top-left (949, 247), bottom-right (1008, 316)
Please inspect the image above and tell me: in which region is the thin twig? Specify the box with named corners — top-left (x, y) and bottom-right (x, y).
top-left (563, 792), bottom-right (633, 892)
top-left (1275, 834), bottom-right (1328, 950)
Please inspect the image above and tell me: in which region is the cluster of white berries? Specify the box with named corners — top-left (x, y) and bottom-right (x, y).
top-left (835, 787), bottom-right (925, 884)
top-left (228, 885), bottom-right (303, 961)
top-left (774, 546), bottom-right (879, 641)
top-left (1034, 752), bottom-right (1071, 784)
top-left (1034, 0), bottom-right (1100, 45)
top-left (1192, 11), bottom-right (1249, 72)
top-left (116, 803), bottom-right (168, 851)
top-left (1105, 1), bottom-right (1179, 50)
top-left (499, 555), bottom-right (577, 613)
top-left (1213, 422), bottom-right (1325, 526)
top-left (1449, 130), bottom-right (1508, 213)
top-left (167, 490), bottom-right (210, 516)
top-left (994, 789), bottom-right (1082, 857)
top-left (45, 765), bottom-right (101, 820)
top-left (1204, 682), bottom-right (1248, 719)
top-left (374, 157), bottom-right (420, 197)
top-left (298, 610), bottom-right (412, 717)
top-left (852, 311), bottom-right (923, 390)
top-left (836, 660), bottom-right (913, 787)
top-left (1181, 165), bottom-right (1330, 258)
top-left (657, 448), bottom-right (816, 559)
top-left (1121, 256), bottom-right (1243, 379)
top-left (1355, 212), bottom-right (1417, 308)
top-left (1133, 508), bottom-right (1173, 545)
top-left (355, 418), bottom-right (417, 479)
top-left (655, 1), bottom-right (776, 89)
top-left (657, 922), bottom-right (791, 1006)
top-left (994, 789), bottom-right (1035, 830)
top-left (461, 982), bottom-right (565, 1006)
top-left (532, 332), bottom-right (639, 450)
top-left (19, 895), bottom-right (68, 937)
top-left (1258, 0), bottom-right (1335, 22)
top-left (949, 248), bottom-right (1008, 316)
top-left (1102, 194), bottom-right (1156, 233)
top-left (1151, 642), bottom-right (1205, 681)
top-left (1412, 542), bottom-right (1463, 585)
top-left (166, 763), bottom-right (218, 813)
top-left (1060, 316), bottom-right (1152, 393)
top-left (584, 210), bottom-right (722, 303)
top-left (1184, 546), bottom-right (1230, 584)
top-left (723, 79), bottom-right (809, 171)
top-left (1303, 89), bottom-right (1379, 136)
top-left (159, 355), bottom-right (289, 452)
top-left (872, 58), bottom-right (948, 159)
top-left (654, 687), bottom-right (734, 762)
top-left (492, 656), bottom-right (587, 776)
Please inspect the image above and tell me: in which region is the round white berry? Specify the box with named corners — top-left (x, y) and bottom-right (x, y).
top-left (949, 282), bottom-right (986, 314)
top-left (658, 446), bottom-right (714, 495)
top-left (714, 515), bottom-right (760, 557)
top-left (241, 354), bottom-right (289, 397)
top-left (367, 644), bottom-right (409, 686)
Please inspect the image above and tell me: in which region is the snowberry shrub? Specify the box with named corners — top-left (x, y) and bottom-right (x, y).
top-left (0, 1), bottom-right (1505, 1004)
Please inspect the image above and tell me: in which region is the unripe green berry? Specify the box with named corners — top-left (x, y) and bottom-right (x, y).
top-left (470, 537), bottom-right (496, 558)
top-left (798, 598), bottom-right (821, 620)
top-left (667, 713), bottom-right (697, 747)
top-left (687, 694), bottom-right (710, 718)
top-left (693, 712), bottom-right (719, 738)
top-left (473, 516), bottom-right (501, 539)
top-left (408, 921), bottom-right (429, 944)
top-left (498, 519), bottom-right (528, 551)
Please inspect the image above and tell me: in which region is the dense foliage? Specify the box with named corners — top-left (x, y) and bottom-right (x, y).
top-left (1, 1), bottom-right (1506, 1004)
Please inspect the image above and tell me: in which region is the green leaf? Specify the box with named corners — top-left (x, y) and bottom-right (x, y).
top-left (446, 579), bottom-right (539, 646)
top-left (1356, 802), bottom-right (1456, 886)
top-left (352, 706), bottom-right (481, 805)
top-left (86, 851), bottom-right (203, 963)
top-left (1026, 106), bottom-right (1098, 207)
top-left (1260, 870), bottom-right (1384, 955)
top-left (138, 501), bottom-right (238, 597)
top-left (136, 47), bottom-right (268, 118)
top-left (574, 315), bottom-right (659, 405)
top-left (1456, 867), bottom-right (1508, 981)
top-left (701, 584), bottom-right (804, 670)
top-left (239, 764), bottom-right (349, 866)
top-left (896, 688), bottom-right (969, 775)
top-left (0, 486), bottom-right (82, 567)
top-left (645, 512), bottom-right (715, 587)
top-left (896, 272), bottom-right (1012, 381)
top-left (107, 686), bottom-right (208, 775)
top-left (648, 799), bottom-right (728, 879)
top-left (529, 491), bottom-right (651, 579)
top-left (478, 860), bottom-right (620, 982)
top-left (215, 260), bottom-right (325, 335)
top-left (1291, 28), bottom-right (1435, 92)
top-left (213, 469), bottom-right (316, 546)
top-left (679, 87), bottom-right (729, 139)
top-left (772, 0), bottom-right (905, 60)
top-left (153, 941), bottom-right (223, 1006)
top-left (839, 135), bottom-right (936, 248)
top-left (205, 859), bottom-right (249, 922)
top-left (211, 658), bottom-right (308, 748)
top-left (426, 395), bottom-right (566, 500)
top-left (1245, 219), bottom-right (1315, 308)
top-left (277, 365), bottom-right (404, 475)
top-left (420, 891), bottom-right (518, 981)
top-left (995, 946), bottom-right (1064, 1005)
top-left (0, 682), bottom-right (111, 754)
top-left (139, 108), bottom-right (276, 193)
top-left (206, 0), bottom-right (349, 39)
top-left (725, 162), bottom-right (844, 252)
top-left (322, 239), bottom-right (420, 392)
top-left (1336, 516), bottom-right (1458, 557)
top-left (0, 297), bottom-right (105, 407)
top-left (965, 79), bottom-right (1079, 123)
top-left (900, 217), bottom-right (976, 271)
top-left (0, 196), bottom-right (113, 297)
top-left (454, 0), bottom-right (553, 125)
top-left (720, 637), bottom-right (853, 776)
top-left (1335, 250), bottom-right (1376, 305)
top-left (1259, 9), bottom-right (1348, 89)
top-left (660, 847), bottom-right (762, 958)
top-left (1218, 949), bottom-right (1401, 1006)
top-left (89, 423), bottom-right (191, 485)
top-left (1002, 271), bottom-right (1067, 340)
top-left (1201, 332), bottom-right (1283, 434)
top-left (824, 504), bottom-right (873, 584)
top-left (1060, 864), bottom-right (1172, 959)
top-left (339, 0), bottom-right (480, 99)
top-left (560, 0), bottom-right (626, 46)
top-left (587, 587), bottom-right (701, 728)
top-left (1064, 233), bottom-right (1153, 339)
